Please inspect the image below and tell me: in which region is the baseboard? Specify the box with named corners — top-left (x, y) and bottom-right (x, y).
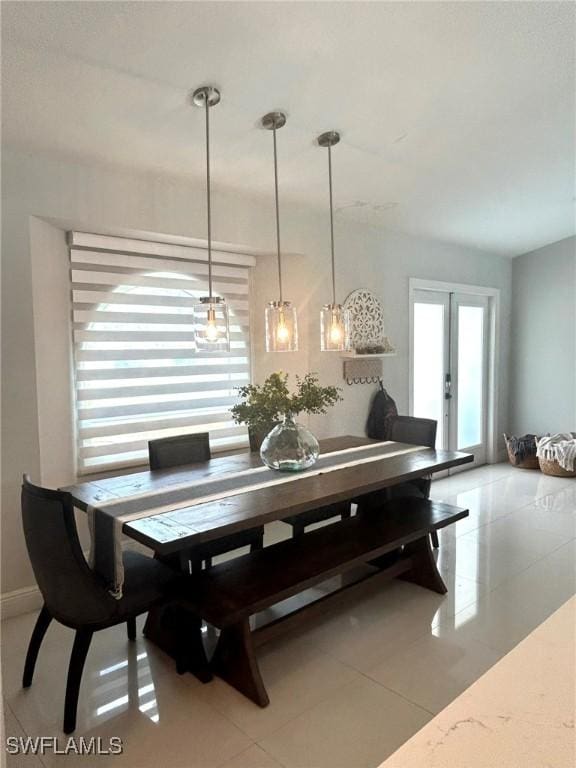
top-left (1, 585), bottom-right (42, 620)
top-left (1, 549), bottom-right (93, 622)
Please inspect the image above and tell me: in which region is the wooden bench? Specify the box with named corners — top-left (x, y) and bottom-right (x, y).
top-left (185, 497), bottom-right (468, 707)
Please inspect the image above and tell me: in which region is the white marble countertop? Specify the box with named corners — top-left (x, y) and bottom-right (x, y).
top-left (381, 596), bottom-right (576, 768)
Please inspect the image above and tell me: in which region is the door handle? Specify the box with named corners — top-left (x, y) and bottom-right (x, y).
top-left (444, 373), bottom-right (452, 400)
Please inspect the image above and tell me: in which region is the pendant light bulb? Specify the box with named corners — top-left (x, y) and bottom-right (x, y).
top-left (262, 111), bottom-right (298, 353)
top-left (318, 131), bottom-right (351, 352)
top-left (329, 317), bottom-right (344, 345)
top-left (205, 306), bottom-right (219, 342)
top-left (277, 312), bottom-right (289, 343)
top-left (192, 85), bottom-right (230, 353)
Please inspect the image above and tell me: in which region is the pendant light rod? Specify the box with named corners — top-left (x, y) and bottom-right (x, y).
top-left (327, 143), bottom-right (336, 305)
top-left (262, 111), bottom-right (287, 303)
top-left (318, 130), bottom-right (341, 306)
top-left (204, 93), bottom-right (213, 297)
top-left (272, 126), bottom-right (283, 302)
top-left (193, 85), bottom-right (221, 299)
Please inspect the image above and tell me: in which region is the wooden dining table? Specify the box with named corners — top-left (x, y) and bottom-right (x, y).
top-left (65, 436), bottom-right (471, 553)
top-left (64, 435), bottom-right (473, 705)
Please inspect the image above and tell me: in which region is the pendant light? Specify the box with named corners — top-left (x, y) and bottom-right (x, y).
top-left (318, 131), bottom-right (351, 352)
top-left (191, 85), bottom-right (230, 353)
top-left (262, 111), bottom-right (298, 352)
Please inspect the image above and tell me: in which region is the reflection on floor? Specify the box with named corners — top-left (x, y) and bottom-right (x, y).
top-left (2, 464), bottom-right (575, 767)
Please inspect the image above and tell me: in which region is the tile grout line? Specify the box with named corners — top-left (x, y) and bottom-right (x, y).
top-left (448, 496), bottom-right (572, 545)
top-left (431, 467), bottom-right (516, 496)
top-left (254, 742), bottom-right (290, 768)
top-left (483, 536), bottom-right (576, 598)
top-left (200, 647), bottom-right (371, 748)
top-left (432, 467), bottom-right (573, 508)
top-left (5, 700), bottom-right (50, 768)
top-left (335, 660), bottom-right (437, 719)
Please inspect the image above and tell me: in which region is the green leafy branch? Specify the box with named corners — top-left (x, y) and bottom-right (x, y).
top-left (231, 372), bottom-right (342, 433)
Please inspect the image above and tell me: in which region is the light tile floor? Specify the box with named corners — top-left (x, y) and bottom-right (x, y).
top-left (2, 464), bottom-right (574, 768)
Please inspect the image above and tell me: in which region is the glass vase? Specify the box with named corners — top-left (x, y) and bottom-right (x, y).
top-left (260, 414), bottom-right (320, 472)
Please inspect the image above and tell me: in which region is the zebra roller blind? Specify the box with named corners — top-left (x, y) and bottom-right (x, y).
top-left (69, 232), bottom-right (255, 474)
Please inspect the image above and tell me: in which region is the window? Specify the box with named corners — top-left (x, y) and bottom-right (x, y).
top-left (69, 232), bottom-right (255, 474)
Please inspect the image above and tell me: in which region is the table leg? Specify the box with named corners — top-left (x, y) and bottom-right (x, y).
top-left (144, 602), bottom-right (212, 682)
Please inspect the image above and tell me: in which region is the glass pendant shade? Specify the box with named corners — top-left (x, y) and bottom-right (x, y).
top-left (193, 296), bottom-right (230, 353)
top-left (265, 300), bottom-right (298, 352)
top-left (320, 302), bottom-right (351, 352)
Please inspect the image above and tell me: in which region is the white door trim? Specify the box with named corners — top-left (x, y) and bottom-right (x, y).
top-left (409, 278), bottom-right (501, 465)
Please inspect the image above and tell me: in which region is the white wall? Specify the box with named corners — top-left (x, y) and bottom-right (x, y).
top-left (511, 236), bottom-right (576, 435)
top-left (1, 147), bottom-right (512, 600)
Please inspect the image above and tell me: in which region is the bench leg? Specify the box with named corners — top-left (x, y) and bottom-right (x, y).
top-left (430, 530), bottom-right (440, 549)
top-left (211, 619), bottom-right (269, 708)
top-left (400, 536), bottom-right (447, 595)
top-left (250, 531), bottom-right (265, 552)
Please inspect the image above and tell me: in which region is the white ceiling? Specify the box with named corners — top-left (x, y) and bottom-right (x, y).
top-left (2, 1), bottom-right (575, 256)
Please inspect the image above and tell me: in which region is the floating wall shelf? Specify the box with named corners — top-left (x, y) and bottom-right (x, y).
top-left (340, 352), bottom-right (397, 360)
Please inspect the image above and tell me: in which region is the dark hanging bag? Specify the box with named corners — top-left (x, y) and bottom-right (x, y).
top-left (366, 384), bottom-right (398, 440)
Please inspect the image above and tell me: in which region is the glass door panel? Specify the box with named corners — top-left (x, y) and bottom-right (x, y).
top-left (411, 291), bottom-right (449, 449)
top-left (451, 294), bottom-right (489, 465)
top-left (457, 305), bottom-right (485, 448)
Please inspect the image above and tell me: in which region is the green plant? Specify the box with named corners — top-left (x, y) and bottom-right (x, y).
top-left (231, 372), bottom-right (342, 433)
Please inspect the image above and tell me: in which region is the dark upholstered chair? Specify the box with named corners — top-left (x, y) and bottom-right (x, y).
top-left (358, 416), bottom-right (439, 547)
top-left (21, 476), bottom-right (187, 733)
top-left (282, 502), bottom-right (352, 539)
top-left (149, 432), bottom-right (211, 470)
top-left (389, 416), bottom-right (437, 500)
top-left (148, 433), bottom-right (264, 569)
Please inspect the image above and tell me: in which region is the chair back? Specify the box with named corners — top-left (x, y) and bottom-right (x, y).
top-left (148, 432), bottom-right (211, 470)
top-left (21, 476), bottom-right (116, 627)
top-left (389, 416), bottom-right (437, 449)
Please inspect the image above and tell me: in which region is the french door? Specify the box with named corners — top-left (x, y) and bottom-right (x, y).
top-left (411, 288), bottom-right (490, 467)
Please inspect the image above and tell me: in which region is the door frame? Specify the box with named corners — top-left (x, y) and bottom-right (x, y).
top-left (408, 278), bottom-right (501, 465)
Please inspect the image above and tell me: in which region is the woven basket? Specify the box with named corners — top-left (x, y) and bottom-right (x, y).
top-left (538, 457), bottom-right (576, 478)
top-left (504, 435), bottom-right (539, 470)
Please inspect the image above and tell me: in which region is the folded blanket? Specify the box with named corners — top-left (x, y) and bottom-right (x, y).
top-left (536, 433), bottom-right (576, 472)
